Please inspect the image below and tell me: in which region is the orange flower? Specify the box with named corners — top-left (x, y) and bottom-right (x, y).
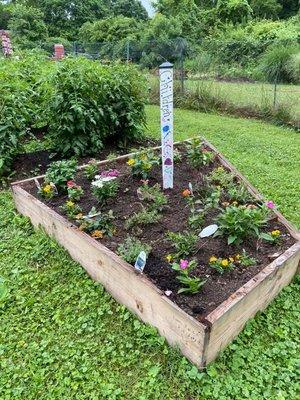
top-left (92, 230), bottom-right (104, 239)
top-left (182, 189), bottom-right (191, 197)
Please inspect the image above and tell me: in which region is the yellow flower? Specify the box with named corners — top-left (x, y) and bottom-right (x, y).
top-left (43, 184), bottom-right (52, 194)
top-left (221, 259), bottom-right (229, 267)
top-left (166, 254), bottom-right (173, 263)
top-left (76, 213), bottom-right (83, 220)
top-left (271, 230), bottom-right (281, 237)
top-left (66, 201), bottom-right (75, 208)
top-left (92, 230), bottom-right (104, 239)
top-left (127, 159), bottom-right (135, 166)
top-left (232, 201), bottom-right (239, 206)
top-left (235, 254), bottom-right (241, 261)
top-left (229, 257), bottom-right (234, 263)
top-left (209, 256), bottom-right (218, 263)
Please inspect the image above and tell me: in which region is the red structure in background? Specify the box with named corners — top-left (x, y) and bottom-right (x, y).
top-left (0, 30), bottom-right (13, 56)
top-left (54, 44), bottom-right (65, 60)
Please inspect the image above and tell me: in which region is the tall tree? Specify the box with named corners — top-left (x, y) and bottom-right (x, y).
top-left (111, 0), bottom-right (148, 20)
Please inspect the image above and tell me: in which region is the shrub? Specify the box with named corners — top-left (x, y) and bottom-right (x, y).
top-left (258, 44), bottom-right (300, 83)
top-left (48, 57), bottom-right (147, 157)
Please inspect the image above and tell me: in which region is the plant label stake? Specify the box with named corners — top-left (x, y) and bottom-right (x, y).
top-left (134, 251), bottom-right (147, 273)
top-left (159, 62), bottom-right (174, 190)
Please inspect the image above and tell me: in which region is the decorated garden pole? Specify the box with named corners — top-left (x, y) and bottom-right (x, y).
top-left (159, 62), bottom-right (174, 190)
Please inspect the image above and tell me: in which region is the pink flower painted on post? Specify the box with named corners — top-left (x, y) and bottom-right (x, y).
top-left (180, 259), bottom-right (189, 270)
top-left (266, 200), bottom-right (275, 209)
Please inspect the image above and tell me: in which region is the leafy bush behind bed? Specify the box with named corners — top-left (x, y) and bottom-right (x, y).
top-left (48, 57), bottom-right (147, 156)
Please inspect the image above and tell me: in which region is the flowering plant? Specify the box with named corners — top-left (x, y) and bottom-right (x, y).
top-left (45, 159), bottom-right (77, 191)
top-left (260, 229), bottom-right (282, 244)
top-left (38, 182), bottom-right (57, 200)
top-left (209, 250), bottom-right (256, 274)
top-left (181, 187), bottom-right (204, 231)
top-left (186, 139), bottom-right (214, 168)
top-left (60, 200), bottom-right (82, 219)
top-left (167, 231), bottom-right (198, 259)
top-left (207, 166), bottom-right (233, 188)
top-left (170, 259), bottom-right (206, 294)
top-left (67, 181), bottom-right (84, 201)
top-left (100, 169), bottom-right (120, 178)
top-left (127, 149), bottom-right (159, 179)
top-left (137, 181), bottom-right (167, 211)
top-left (84, 159), bottom-right (98, 181)
top-left (77, 207), bottom-right (115, 238)
top-left (91, 176), bottom-right (119, 205)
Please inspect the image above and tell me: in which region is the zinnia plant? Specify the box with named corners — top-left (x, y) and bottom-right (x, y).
top-left (67, 181), bottom-right (84, 201)
top-left (91, 176), bottom-right (119, 205)
top-left (170, 259), bottom-right (206, 295)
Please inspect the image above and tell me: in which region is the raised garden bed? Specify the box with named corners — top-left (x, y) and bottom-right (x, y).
top-left (11, 139), bottom-right (300, 368)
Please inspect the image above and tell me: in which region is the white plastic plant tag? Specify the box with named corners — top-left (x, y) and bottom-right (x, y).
top-left (188, 182), bottom-right (194, 196)
top-left (199, 224), bottom-right (219, 238)
top-left (134, 251), bottom-right (147, 273)
top-left (34, 178), bottom-right (41, 190)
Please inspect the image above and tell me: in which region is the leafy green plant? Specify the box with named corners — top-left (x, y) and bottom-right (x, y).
top-left (67, 181), bottom-right (84, 201)
top-left (84, 159), bottom-right (98, 181)
top-left (237, 249), bottom-right (257, 267)
top-left (207, 166), bottom-right (234, 188)
top-left (45, 160), bottom-right (77, 191)
top-left (125, 208), bottom-right (161, 230)
top-left (137, 182), bottom-right (167, 211)
top-left (260, 229), bottom-right (282, 244)
top-left (167, 231), bottom-right (198, 259)
top-left (48, 58), bottom-right (147, 156)
top-left (91, 177), bottom-right (119, 205)
top-left (227, 182), bottom-right (253, 203)
top-left (216, 204), bottom-right (269, 244)
top-left (127, 149), bottom-right (159, 179)
top-left (117, 236), bottom-right (152, 264)
top-left (171, 259), bottom-right (206, 295)
top-left (0, 276), bottom-right (8, 302)
top-left (209, 256), bottom-right (235, 274)
top-left (60, 200), bottom-right (82, 219)
top-left (77, 207), bottom-right (115, 238)
top-left (38, 182), bottom-right (57, 200)
top-left (186, 138), bottom-right (214, 168)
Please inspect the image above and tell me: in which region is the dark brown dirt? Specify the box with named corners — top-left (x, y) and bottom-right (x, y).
top-left (11, 138), bottom-right (158, 182)
top-left (22, 148), bottom-right (296, 319)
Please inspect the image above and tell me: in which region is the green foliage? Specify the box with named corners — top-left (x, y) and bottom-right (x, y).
top-left (186, 138), bottom-right (214, 168)
top-left (38, 182), bottom-right (57, 200)
top-left (60, 200), bottom-right (82, 219)
top-left (227, 182), bottom-right (253, 203)
top-left (84, 159), bottom-right (99, 181)
top-left (207, 166), bottom-right (234, 187)
top-left (209, 256), bottom-right (236, 274)
top-left (137, 182), bottom-right (168, 211)
top-left (125, 208), bottom-right (161, 230)
top-left (216, 204), bottom-right (269, 244)
top-left (167, 231), bottom-right (198, 259)
top-left (117, 236), bottom-right (152, 264)
top-left (48, 58), bottom-right (147, 157)
top-left (67, 183), bottom-right (84, 202)
top-left (250, 0), bottom-right (282, 20)
top-left (216, 0), bottom-right (253, 24)
top-left (171, 259), bottom-right (206, 294)
top-left (77, 207), bottom-right (115, 237)
top-left (91, 177), bottom-right (119, 205)
top-left (258, 44), bottom-right (300, 83)
top-left (127, 149), bottom-right (159, 179)
top-left (45, 160), bottom-right (78, 190)
top-left (8, 4), bottom-right (48, 48)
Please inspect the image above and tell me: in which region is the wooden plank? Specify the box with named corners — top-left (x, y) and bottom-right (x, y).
top-left (204, 242), bottom-right (300, 365)
top-left (12, 185), bottom-right (208, 368)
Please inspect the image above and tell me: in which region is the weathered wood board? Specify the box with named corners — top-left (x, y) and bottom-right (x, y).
top-left (11, 140), bottom-right (300, 368)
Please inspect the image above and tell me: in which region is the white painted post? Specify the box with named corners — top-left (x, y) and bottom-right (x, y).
top-left (159, 62), bottom-right (174, 190)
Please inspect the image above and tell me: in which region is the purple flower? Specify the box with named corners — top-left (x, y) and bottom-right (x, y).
top-left (266, 200), bottom-right (275, 209)
top-left (180, 259), bottom-right (189, 270)
top-left (101, 169), bottom-right (120, 178)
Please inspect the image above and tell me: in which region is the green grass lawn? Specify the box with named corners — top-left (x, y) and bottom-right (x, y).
top-left (186, 79), bottom-right (300, 120)
top-left (0, 107), bottom-right (299, 399)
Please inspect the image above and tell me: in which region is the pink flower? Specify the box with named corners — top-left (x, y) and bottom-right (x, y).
top-left (67, 180), bottom-right (76, 188)
top-left (140, 179), bottom-right (149, 186)
top-left (101, 169), bottom-right (120, 178)
top-left (180, 259), bottom-right (189, 270)
top-left (266, 200), bottom-right (275, 209)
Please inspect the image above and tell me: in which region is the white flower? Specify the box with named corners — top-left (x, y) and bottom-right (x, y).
top-left (91, 176), bottom-right (117, 188)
